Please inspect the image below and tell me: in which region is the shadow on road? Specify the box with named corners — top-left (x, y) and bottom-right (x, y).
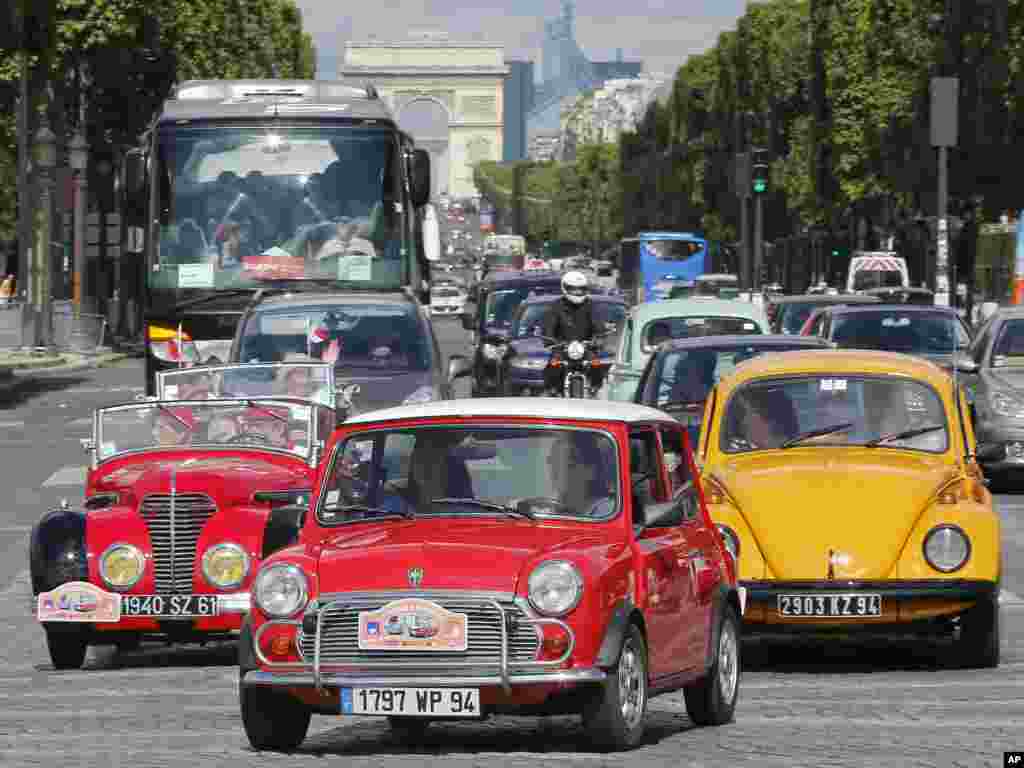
top-left (742, 635), bottom-right (959, 672)
top-left (33, 640), bottom-right (238, 673)
top-left (0, 374), bottom-right (91, 409)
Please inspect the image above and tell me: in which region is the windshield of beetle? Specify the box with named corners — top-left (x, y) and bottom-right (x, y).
top-left (317, 426), bottom-right (621, 524)
top-left (720, 376), bottom-right (949, 454)
top-left (95, 400), bottom-right (318, 460)
top-left (157, 363), bottom-right (335, 407)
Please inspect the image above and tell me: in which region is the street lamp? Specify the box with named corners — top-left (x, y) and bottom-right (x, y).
top-left (68, 129), bottom-right (89, 317)
top-left (32, 117), bottom-right (57, 350)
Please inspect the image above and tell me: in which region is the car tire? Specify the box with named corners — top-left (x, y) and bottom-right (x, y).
top-left (955, 595), bottom-right (1000, 669)
top-left (582, 622), bottom-right (648, 751)
top-left (44, 626), bottom-right (87, 670)
top-left (683, 605), bottom-right (741, 726)
top-left (387, 716), bottom-right (432, 740)
top-left (240, 682), bottom-right (311, 752)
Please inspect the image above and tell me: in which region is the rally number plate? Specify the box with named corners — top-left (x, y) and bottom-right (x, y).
top-left (778, 593), bottom-right (882, 617)
top-left (341, 687), bottom-right (479, 717)
top-left (120, 595), bottom-right (220, 618)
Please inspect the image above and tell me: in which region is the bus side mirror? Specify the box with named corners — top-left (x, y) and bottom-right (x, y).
top-left (411, 149), bottom-right (431, 208)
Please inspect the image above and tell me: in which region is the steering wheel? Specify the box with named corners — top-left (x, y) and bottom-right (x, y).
top-left (227, 431), bottom-right (272, 445)
top-left (514, 496), bottom-right (572, 515)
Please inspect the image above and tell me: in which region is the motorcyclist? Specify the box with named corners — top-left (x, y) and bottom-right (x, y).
top-left (542, 271), bottom-right (603, 395)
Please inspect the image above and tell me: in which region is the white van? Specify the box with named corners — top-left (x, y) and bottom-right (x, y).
top-left (846, 252), bottom-right (909, 293)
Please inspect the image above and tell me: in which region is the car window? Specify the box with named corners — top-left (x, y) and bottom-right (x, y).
top-left (658, 426), bottom-right (693, 507)
top-left (971, 322), bottom-right (992, 364)
top-left (831, 311), bottom-right (970, 354)
top-left (990, 319), bottom-right (1024, 366)
top-left (782, 303), bottom-right (816, 334)
top-left (641, 316), bottom-right (761, 352)
top-left (628, 429), bottom-right (667, 528)
top-left (721, 375), bottom-right (949, 454)
top-left (622, 318), bottom-right (634, 365)
top-left (320, 426), bottom-right (620, 524)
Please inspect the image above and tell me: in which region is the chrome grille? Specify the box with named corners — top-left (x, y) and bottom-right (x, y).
top-left (300, 595), bottom-right (540, 668)
top-left (139, 493), bottom-right (216, 593)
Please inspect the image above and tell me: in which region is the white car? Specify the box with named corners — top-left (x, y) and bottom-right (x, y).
top-left (430, 285), bottom-right (467, 316)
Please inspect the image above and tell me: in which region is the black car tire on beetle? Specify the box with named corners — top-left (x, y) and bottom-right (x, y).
top-left (954, 595), bottom-right (1000, 669)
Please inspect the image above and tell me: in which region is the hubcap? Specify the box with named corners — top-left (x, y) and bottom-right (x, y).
top-left (717, 619), bottom-right (739, 704)
top-left (617, 639), bottom-right (646, 729)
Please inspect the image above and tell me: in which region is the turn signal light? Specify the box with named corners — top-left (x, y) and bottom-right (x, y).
top-left (540, 625), bottom-right (570, 659)
top-left (148, 324), bottom-right (191, 342)
top-left (259, 626), bottom-right (297, 660)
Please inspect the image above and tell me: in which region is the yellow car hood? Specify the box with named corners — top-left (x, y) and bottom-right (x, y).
top-left (716, 449), bottom-right (956, 580)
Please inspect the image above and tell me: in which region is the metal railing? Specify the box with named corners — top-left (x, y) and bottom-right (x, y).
top-left (0, 300), bottom-right (107, 354)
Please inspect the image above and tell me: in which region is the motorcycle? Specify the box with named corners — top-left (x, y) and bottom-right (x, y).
top-left (541, 336), bottom-right (606, 399)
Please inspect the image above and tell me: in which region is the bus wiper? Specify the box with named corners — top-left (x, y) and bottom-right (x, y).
top-left (429, 497), bottom-right (536, 520)
top-left (780, 422), bottom-right (854, 448)
top-left (864, 425), bottom-right (944, 447)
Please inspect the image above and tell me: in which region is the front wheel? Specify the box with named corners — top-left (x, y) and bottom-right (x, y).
top-left (954, 596), bottom-right (1000, 669)
top-left (240, 683), bottom-right (311, 752)
top-left (683, 605), bottom-right (741, 726)
top-left (582, 623), bottom-right (648, 750)
top-left (44, 626), bottom-right (88, 670)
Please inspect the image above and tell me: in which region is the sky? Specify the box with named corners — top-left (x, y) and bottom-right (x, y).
top-left (293, 0), bottom-right (748, 81)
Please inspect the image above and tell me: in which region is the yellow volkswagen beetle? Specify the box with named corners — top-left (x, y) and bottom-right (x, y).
top-left (696, 349), bottom-right (1001, 668)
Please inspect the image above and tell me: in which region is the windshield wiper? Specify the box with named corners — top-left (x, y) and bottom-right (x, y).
top-left (174, 288), bottom-right (257, 311)
top-left (429, 497), bottom-right (536, 520)
top-left (864, 425), bottom-right (945, 447)
top-left (780, 422), bottom-right (855, 448)
top-left (323, 504), bottom-right (415, 521)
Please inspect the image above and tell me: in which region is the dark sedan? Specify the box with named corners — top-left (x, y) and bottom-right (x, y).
top-left (499, 293), bottom-right (626, 395)
top-left (769, 293), bottom-right (881, 334)
top-left (632, 335), bottom-right (830, 445)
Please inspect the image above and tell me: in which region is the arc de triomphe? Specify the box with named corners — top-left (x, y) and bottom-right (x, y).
top-left (339, 41), bottom-right (508, 199)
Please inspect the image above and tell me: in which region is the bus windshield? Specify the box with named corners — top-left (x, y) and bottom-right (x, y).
top-left (150, 123), bottom-right (407, 296)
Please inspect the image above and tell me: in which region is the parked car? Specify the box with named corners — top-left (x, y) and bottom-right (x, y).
top-left (695, 349), bottom-right (1002, 667)
top-left (238, 398), bottom-right (742, 751)
top-left (499, 293), bottom-right (626, 396)
top-left (768, 293), bottom-right (880, 335)
top-left (633, 335), bottom-right (829, 445)
top-left (31, 391), bottom-right (339, 669)
top-left (601, 298), bottom-right (769, 402)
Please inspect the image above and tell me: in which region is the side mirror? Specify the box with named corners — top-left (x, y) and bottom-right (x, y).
top-left (461, 312), bottom-right (475, 332)
top-left (411, 149), bottom-right (431, 208)
top-left (335, 383), bottom-right (361, 410)
top-left (953, 353), bottom-right (979, 374)
top-left (974, 442), bottom-right (1006, 463)
top-left (448, 354), bottom-right (473, 382)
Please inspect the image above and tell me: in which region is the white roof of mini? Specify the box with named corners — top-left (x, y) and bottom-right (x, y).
top-left (345, 397), bottom-right (676, 426)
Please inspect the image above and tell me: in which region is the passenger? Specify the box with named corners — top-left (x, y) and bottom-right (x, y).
top-left (669, 351), bottom-right (716, 404)
top-left (727, 388), bottom-right (798, 450)
top-left (242, 406), bottom-right (290, 447)
top-left (547, 432), bottom-right (614, 517)
top-left (152, 407), bottom-right (197, 447)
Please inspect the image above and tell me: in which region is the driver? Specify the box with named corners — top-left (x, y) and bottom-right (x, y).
top-left (275, 353), bottom-right (328, 401)
top-left (542, 271), bottom-right (602, 395)
top-left (727, 388), bottom-right (797, 450)
top-left (152, 407), bottom-right (197, 447)
top-left (547, 432), bottom-right (613, 517)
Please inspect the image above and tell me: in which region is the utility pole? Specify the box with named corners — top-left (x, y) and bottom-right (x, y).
top-left (931, 77), bottom-right (958, 307)
top-left (735, 153), bottom-right (751, 294)
top-left (752, 148), bottom-right (770, 294)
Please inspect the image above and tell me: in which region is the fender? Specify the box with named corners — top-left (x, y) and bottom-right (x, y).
top-left (594, 598), bottom-right (639, 668)
top-left (702, 583), bottom-right (741, 672)
top-left (29, 507), bottom-right (89, 596)
top-left (238, 614), bottom-right (257, 677)
top-left (261, 504), bottom-right (305, 559)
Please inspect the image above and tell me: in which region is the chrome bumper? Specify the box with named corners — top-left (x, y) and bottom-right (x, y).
top-left (250, 594), bottom-right (589, 694)
top-left (217, 593), bottom-right (251, 614)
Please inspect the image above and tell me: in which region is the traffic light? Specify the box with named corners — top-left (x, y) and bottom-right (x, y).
top-left (752, 148), bottom-right (770, 195)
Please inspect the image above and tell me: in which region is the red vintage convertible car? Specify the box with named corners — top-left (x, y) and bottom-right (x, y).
top-left (30, 362), bottom-right (342, 670)
top-left (239, 397), bottom-right (743, 752)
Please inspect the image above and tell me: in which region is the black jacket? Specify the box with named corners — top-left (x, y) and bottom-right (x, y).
top-left (542, 297), bottom-right (598, 346)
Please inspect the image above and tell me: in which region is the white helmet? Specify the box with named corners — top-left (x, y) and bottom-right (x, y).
top-left (561, 270), bottom-right (589, 305)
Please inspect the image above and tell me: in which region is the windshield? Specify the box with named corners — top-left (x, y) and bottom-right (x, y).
top-left (238, 304), bottom-right (431, 372)
top-left (151, 124), bottom-right (406, 294)
top-left (852, 270), bottom-right (904, 291)
top-left (642, 316), bottom-right (762, 351)
top-left (992, 319), bottom-right (1024, 366)
top-left (483, 286), bottom-right (559, 328)
top-left (721, 376), bottom-right (948, 453)
top-left (513, 301), bottom-right (625, 338)
top-left (318, 426), bottom-right (619, 524)
top-left (643, 239), bottom-right (704, 261)
top-left (96, 400), bottom-right (316, 460)
top-left (831, 311), bottom-right (970, 354)
top-left (157, 362), bottom-right (334, 407)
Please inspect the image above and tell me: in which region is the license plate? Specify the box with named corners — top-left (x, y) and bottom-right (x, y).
top-left (778, 593), bottom-right (882, 617)
top-left (120, 595), bottom-right (220, 618)
top-left (341, 687), bottom-right (479, 717)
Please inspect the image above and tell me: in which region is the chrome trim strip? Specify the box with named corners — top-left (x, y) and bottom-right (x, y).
top-left (314, 606), bottom-right (325, 692)
top-left (494, 597), bottom-right (509, 694)
top-left (315, 589), bottom-right (517, 603)
top-left (217, 592), bottom-right (252, 613)
top-left (242, 668), bottom-right (607, 688)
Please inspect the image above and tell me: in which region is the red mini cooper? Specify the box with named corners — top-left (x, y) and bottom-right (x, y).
top-left (239, 397), bottom-right (743, 751)
top-left (30, 362), bottom-right (344, 670)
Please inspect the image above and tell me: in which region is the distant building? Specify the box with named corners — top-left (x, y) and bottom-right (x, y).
top-left (503, 61), bottom-right (535, 161)
top-left (559, 74), bottom-right (670, 149)
top-left (528, 132), bottom-right (562, 162)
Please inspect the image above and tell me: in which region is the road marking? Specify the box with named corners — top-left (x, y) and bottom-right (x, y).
top-left (65, 417), bottom-right (92, 428)
top-left (41, 465), bottom-right (87, 487)
top-left (0, 420), bottom-right (25, 429)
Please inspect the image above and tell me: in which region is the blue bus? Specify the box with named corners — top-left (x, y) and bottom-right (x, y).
top-left (615, 232), bottom-right (727, 304)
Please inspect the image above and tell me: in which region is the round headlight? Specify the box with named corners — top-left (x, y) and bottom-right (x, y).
top-left (202, 543), bottom-right (251, 590)
top-left (99, 543), bottom-right (145, 590)
top-left (253, 563), bottom-right (309, 618)
top-left (923, 525), bottom-right (970, 573)
top-left (716, 524), bottom-right (740, 560)
top-left (567, 340), bottom-right (585, 361)
top-left (528, 560), bottom-right (583, 616)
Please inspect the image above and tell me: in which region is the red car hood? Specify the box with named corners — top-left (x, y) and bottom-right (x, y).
top-left (316, 519), bottom-right (604, 594)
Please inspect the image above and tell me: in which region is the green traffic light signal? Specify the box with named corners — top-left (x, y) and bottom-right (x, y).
top-left (753, 179), bottom-right (767, 194)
